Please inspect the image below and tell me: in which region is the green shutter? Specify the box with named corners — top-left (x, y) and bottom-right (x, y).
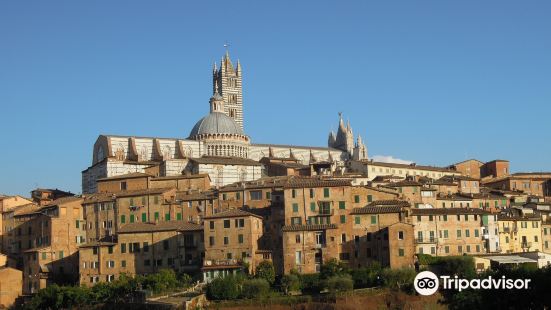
top-left (292, 203), bottom-right (299, 212)
top-left (165, 213), bottom-right (170, 221)
top-left (177, 213), bottom-right (182, 221)
top-left (339, 201), bottom-right (346, 210)
top-left (310, 202), bottom-right (316, 211)
top-left (367, 195), bottom-right (373, 202)
top-left (121, 215), bottom-right (126, 224)
top-left (75, 220), bottom-right (79, 229)
top-left (130, 215), bottom-right (135, 223)
top-left (340, 215), bottom-right (346, 223)
top-left (142, 213), bottom-right (147, 222)
top-left (355, 216), bottom-right (360, 225)
top-left (371, 215), bottom-right (377, 224)
top-left (154, 212), bottom-right (159, 220)
top-left (323, 188), bottom-right (330, 197)
top-left (354, 195), bottom-right (360, 203)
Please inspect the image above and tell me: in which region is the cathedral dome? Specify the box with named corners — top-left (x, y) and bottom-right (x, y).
top-left (189, 112), bottom-right (244, 137)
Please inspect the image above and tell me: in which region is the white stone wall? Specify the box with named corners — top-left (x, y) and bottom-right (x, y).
top-left (350, 161), bottom-right (461, 181)
top-left (194, 163), bottom-right (262, 187)
top-left (249, 144), bottom-right (347, 164)
top-left (484, 214), bottom-right (500, 253)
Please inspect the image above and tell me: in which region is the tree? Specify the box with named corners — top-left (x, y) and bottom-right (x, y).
top-left (280, 274), bottom-right (301, 295)
top-left (320, 258), bottom-right (349, 279)
top-left (206, 275), bottom-right (241, 300)
top-left (255, 260), bottom-right (275, 285)
top-left (241, 278), bottom-right (270, 299)
top-left (324, 274), bottom-right (354, 293)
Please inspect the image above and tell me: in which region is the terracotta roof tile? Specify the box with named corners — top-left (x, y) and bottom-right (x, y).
top-left (350, 205), bottom-right (404, 214)
top-left (282, 224), bottom-right (337, 232)
top-left (118, 221), bottom-right (203, 233)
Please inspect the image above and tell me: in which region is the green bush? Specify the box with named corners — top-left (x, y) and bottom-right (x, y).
top-left (241, 278), bottom-right (270, 299)
top-left (300, 273), bottom-right (322, 294)
top-left (280, 274), bottom-right (301, 294)
top-left (350, 267), bottom-right (380, 288)
top-left (324, 274), bottom-right (354, 293)
top-left (255, 260), bottom-right (276, 285)
top-left (320, 258), bottom-right (349, 279)
top-left (206, 275), bottom-right (241, 300)
top-left (381, 268), bottom-right (416, 293)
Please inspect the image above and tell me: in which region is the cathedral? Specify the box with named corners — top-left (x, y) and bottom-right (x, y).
top-left (82, 52), bottom-right (367, 193)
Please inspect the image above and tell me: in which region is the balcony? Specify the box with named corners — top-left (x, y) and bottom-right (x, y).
top-left (415, 237), bottom-right (437, 244)
top-left (483, 233), bottom-right (490, 240)
top-left (317, 209), bottom-right (334, 216)
top-left (314, 243), bottom-right (327, 249)
top-left (521, 242), bottom-right (532, 249)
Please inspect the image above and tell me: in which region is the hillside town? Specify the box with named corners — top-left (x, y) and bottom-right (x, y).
top-left (1, 53), bottom-right (550, 308)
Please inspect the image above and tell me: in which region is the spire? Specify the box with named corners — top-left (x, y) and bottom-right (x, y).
top-left (213, 62), bottom-right (217, 73)
top-left (357, 134), bottom-right (363, 146)
top-left (236, 59), bottom-right (241, 76)
top-left (268, 147), bottom-right (274, 158)
top-left (309, 150), bottom-right (317, 163)
top-left (289, 148), bottom-right (296, 160)
top-left (209, 93), bottom-right (224, 113)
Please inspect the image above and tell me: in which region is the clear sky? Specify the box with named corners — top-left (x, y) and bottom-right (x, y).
top-left (1, 1), bottom-right (550, 196)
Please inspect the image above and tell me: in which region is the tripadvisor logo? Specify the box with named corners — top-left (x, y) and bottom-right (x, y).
top-left (414, 271), bottom-right (531, 296)
top-left (414, 271), bottom-right (439, 296)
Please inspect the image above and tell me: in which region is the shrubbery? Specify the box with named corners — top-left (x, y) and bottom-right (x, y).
top-left (280, 273), bottom-right (301, 294)
top-left (324, 274), bottom-right (354, 293)
top-left (206, 275), bottom-right (243, 300)
top-left (255, 260), bottom-right (276, 285)
top-left (242, 278), bottom-right (270, 299)
top-left (23, 269), bottom-right (192, 309)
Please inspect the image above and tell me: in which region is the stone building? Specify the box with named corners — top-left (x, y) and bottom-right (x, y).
top-left (202, 209), bottom-right (265, 282)
top-left (0, 265), bottom-right (22, 308)
top-left (21, 197), bottom-right (85, 294)
top-left (350, 160), bottom-right (460, 182)
top-left (498, 213), bottom-right (543, 253)
top-left (411, 208), bottom-right (492, 256)
top-left (79, 221), bottom-right (203, 286)
top-left (483, 173), bottom-right (551, 197)
top-left (82, 52), bottom-right (351, 194)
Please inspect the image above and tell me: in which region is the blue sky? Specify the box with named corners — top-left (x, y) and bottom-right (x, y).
top-left (1, 1), bottom-right (550, 196)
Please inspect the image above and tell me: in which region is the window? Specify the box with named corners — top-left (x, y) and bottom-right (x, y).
top-left (165, 213), bottom-right (170, 221)
top-left (142, 213), bottom-right (147, 222)
top-left (466, 245), bottom-right (471, 253)
top-left (42, 252), bottom-right (46, 260)
top-left (177, 213), bottom-right (182, 221)
top-left (354, 195), bottom-right (360, 203)
top-left (474, 229), bottom-right (479, 237)
top-left (309, 189), bottom-right (314, 198)
top-left (366, 232), bottom-right (372, 241)
top-left (444, 230), bottom-right (449, 238)
top-left (476, 245), bottom-right (480, 252)
top-left (143, 242), bottom-right (149, 252)
top-left (429, 215), bottom-right (433, 221)
top-left (209, 221), bottom-right (215, 230)
top-left (121, 260), bottom-right (126, 267)
top-left (120, 181), bottom-right (127, 190)
top-left (120, 215), bottom-right (126, 224)
top-left (292, 189), bottom-right (296, 198)
top-left (458, 245), bottom-right (463, 253)
top-left (339, 201), bottom-right (346, 210)
top-left (121, 243), bottom-right (126, 253)
top-left (535, 236), bottom-right (539, 242)
top-left (59, 251), bottom-right (64, 259)
top-left (236, 192), bottom-right (241, 200)
top-left (292, 203), bottom-right (299, 212)
top-left (310, 202), bottom-right (316, 211)
top-left (398, 231), bottom-right (404, 240)
top-left (457, 230), bottom-right (462, 238)
top-left (209, 236), bottom-right (215, 246)
top-left (445, 246), bottom-right (450, 254)
top-left (238, 234), bottom-right (244, 244)
top-left (296, 234), bottom-right (301, 243)
top-left (443, 215), bottom-right (448, 221)
top-left (355, 216), bottom-right (360, 225)
top-left (323, 188), bottom-right (330, 198)
top-left (398, 248), bottom-right (404, 257)
top-left (465, 229), bottom-right (470, 237)
top-left (224, 237), bottom-right (229, 245)
top-left (76, 220), bottom-right (80, 229)
top-left (367, 195), bottom-right (373, 202)
top-left (295, 251), bottom-right (302, 265)
top-left (340, 215), bottom-right (346, 223)
top-left (93, 247), bottom-right (98, 255)
top-left (250, 191), bottom-right (262, 200)
top-left (163, 240), bottom-right (169, 250)
top-left (130, 214), bottom-right (135, 223)
top-left (224, 220), bottom-right (230, 228)
top-left (370, 215), bottom-right (377, 224)
top-left (291, 217), bottom-right (302, 225)
top-left (339, 253), bottom-right (350, 261)
top-left (341, 233), bottom-right (347, 243)
top-left (108, 246), bottom-right (113, 254)
top-left (266, 192), bottom-right (271, 199)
